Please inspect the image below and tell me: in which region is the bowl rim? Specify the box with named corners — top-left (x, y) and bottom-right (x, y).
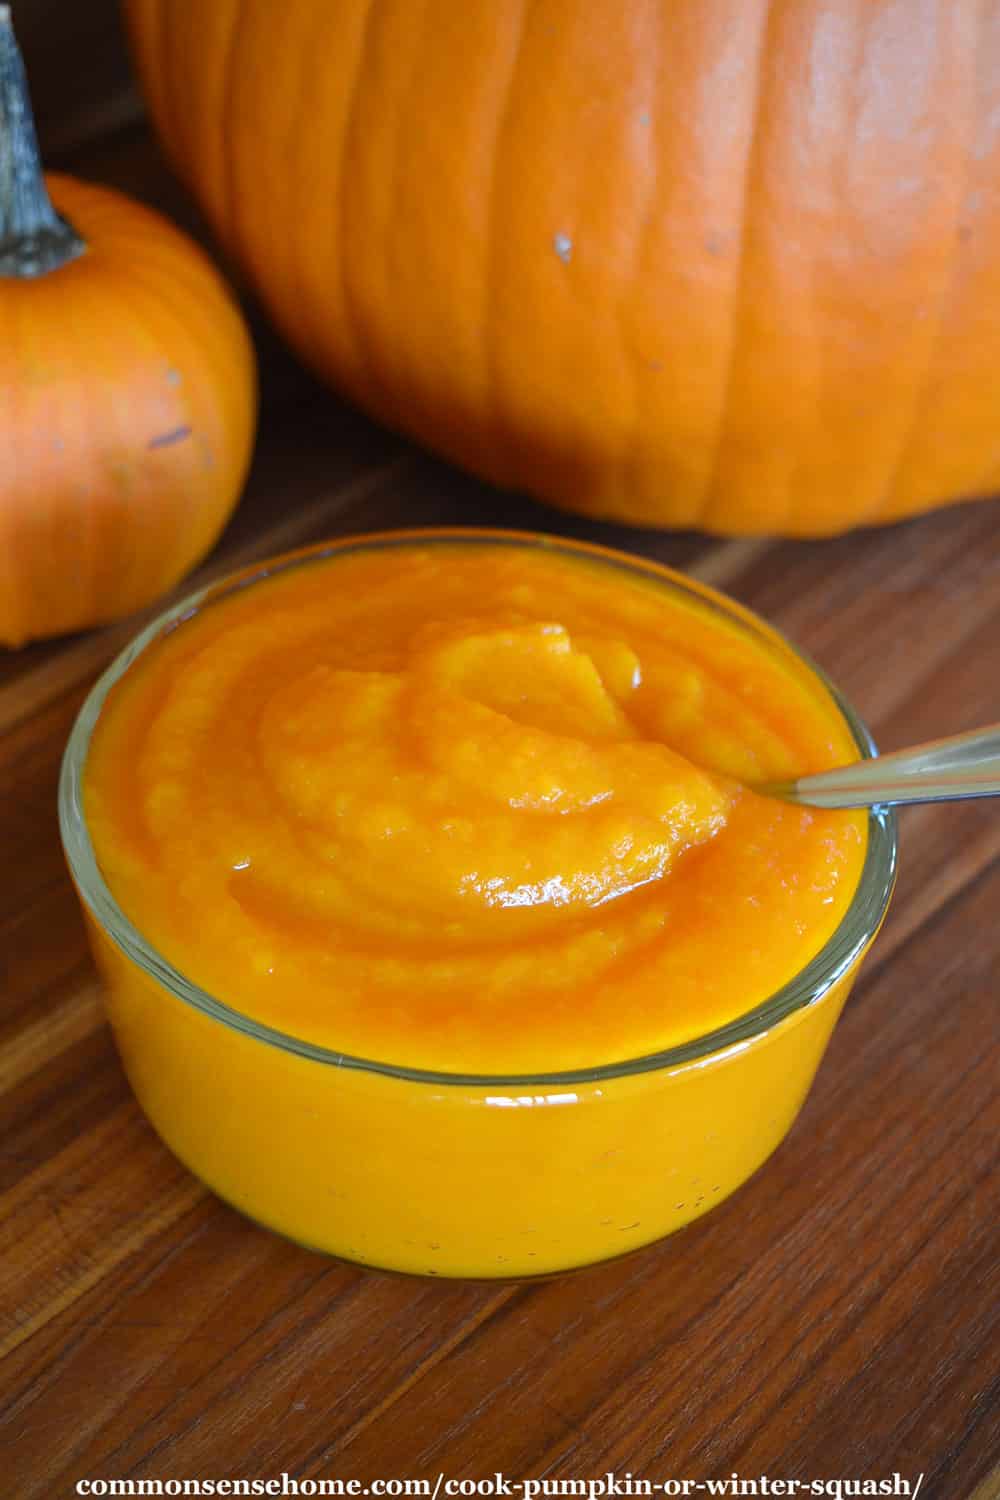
top-left (59, 527), bottom-right (898, 1088)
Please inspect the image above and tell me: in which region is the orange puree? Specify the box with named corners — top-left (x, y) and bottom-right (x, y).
top-left (84, 538), bottom-right (866, 1075)
top-left (67, 535), bottom-right (894, 1275)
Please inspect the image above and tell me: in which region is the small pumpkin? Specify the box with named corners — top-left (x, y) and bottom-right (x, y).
top-left (0, 6), bottom-right (256, 647)
top-left (124, 0), bottom-right (1000, 536)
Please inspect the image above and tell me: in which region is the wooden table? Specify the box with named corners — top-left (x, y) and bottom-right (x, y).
top-left (2, 127), bottom-right (999, 1500)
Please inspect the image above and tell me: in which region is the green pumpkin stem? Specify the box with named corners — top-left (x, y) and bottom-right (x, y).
top-left (0, 4), bottom-right (85, 276)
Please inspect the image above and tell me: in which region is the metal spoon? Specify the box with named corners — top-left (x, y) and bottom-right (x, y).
top-left (756, 723), bottom-right (1000, 809)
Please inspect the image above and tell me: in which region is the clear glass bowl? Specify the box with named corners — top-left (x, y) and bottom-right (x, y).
top-left (60, 530), bottom-right (897, 1278)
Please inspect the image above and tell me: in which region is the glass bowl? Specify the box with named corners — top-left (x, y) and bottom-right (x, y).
top-left (59, 530), bottom-right (897, 1278)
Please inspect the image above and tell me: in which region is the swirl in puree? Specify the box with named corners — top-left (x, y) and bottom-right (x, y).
top-left (84, 542), bottom-right (867, 1072)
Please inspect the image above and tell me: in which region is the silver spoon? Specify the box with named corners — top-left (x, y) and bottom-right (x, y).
top-left (756, 723), bottom-right (1000, 809)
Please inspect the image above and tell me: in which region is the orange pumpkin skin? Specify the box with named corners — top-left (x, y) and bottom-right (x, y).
top-left (0, 172), bottom-right (256, 645)
top-left (125, 0), bottom-right (1000, 537)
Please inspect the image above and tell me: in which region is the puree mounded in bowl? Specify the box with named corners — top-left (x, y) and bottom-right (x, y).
top-left (63, 532), bottom-right (894, 1276)
top-left (83, 538), bottom-right (866, 1074)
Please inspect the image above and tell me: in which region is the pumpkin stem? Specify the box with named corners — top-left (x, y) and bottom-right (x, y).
top-left (0, 4), bottom-right (85, 277)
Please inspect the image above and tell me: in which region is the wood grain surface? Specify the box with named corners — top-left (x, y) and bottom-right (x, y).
top-left (1, 118), bottom-right (998, 1499)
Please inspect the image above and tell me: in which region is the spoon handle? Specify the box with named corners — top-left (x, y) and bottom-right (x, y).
top-left (760, 723), bottom-right (1000, 809)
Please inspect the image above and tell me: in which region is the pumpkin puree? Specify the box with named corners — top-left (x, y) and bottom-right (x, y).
top-left (84, 538), bottom-right (866, 1075)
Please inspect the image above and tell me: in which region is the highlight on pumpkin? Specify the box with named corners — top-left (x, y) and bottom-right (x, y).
top-left (0, 5), bottom-right (257, 648)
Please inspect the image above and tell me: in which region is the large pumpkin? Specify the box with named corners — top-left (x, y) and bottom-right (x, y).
top-left (124, 0), bottom-right (1000, 535)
